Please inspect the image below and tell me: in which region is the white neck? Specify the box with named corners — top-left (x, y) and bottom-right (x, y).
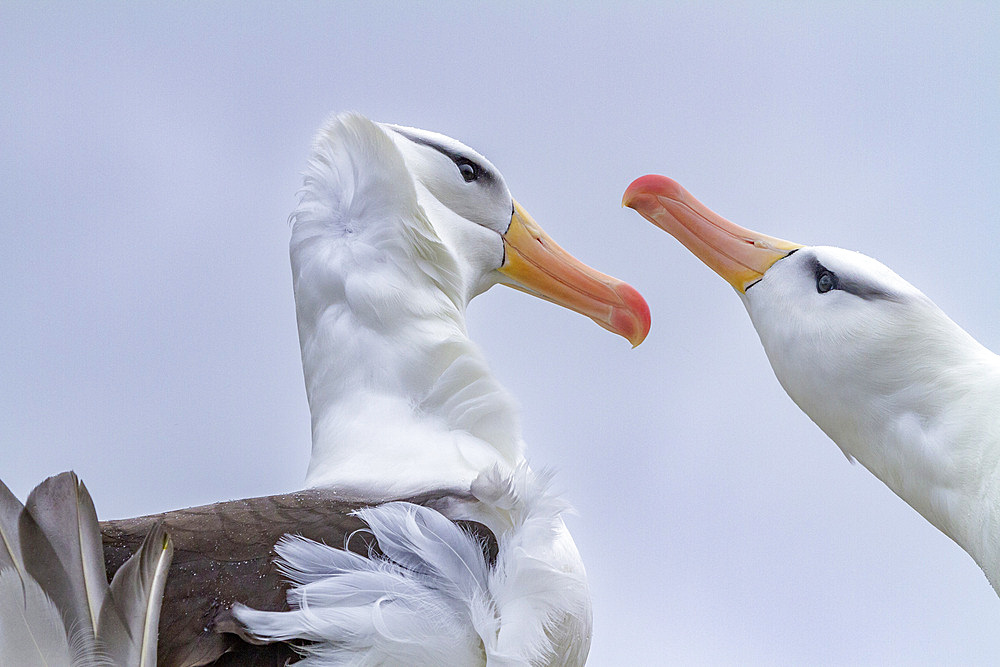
top-left (293, 236), bottom-right (524, 498)
top-left (756, 299), bottom-right (1000, 591)
top-left (878, 338), bottom-right (1000, 591)
top-left (868, 344), bottom-right (1000, 576)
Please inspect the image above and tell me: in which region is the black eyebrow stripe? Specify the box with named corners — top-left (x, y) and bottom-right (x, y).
top-left (839, 278), bottom-right (899, 302)
top-left (391, 127), bottom-right (475, 168)
top-left (807, 253), bottom-right (898, 302)
top-left (392, 128), bottom-right (498, 188)
top-left (405, 134), bottom-right (465, 163)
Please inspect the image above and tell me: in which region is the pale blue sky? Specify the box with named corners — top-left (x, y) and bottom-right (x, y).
top-left (2, 3), bottom-right (999, 663)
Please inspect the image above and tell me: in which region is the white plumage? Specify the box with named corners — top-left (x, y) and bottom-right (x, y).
top-left (741, 245), bottom-right (1000, 590)
top-left (239, 507), bottom-right (495, 665)
top-left (624, 174), bottom-right (1000, 594)
top-left (232, 114), bottom-right (649, 664)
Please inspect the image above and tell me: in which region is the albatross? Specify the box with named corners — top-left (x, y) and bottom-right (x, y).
top-left (227, 114), bottom-right (648, 664)
top-left (1, 113), bottom-right (648, 666)
top-left (623, 174), bottom-right (1000, 594)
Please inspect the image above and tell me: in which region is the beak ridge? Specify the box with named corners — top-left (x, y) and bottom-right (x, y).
top-left (499, 199), bottom-right (651, 346)
top-left (623, 175), bottom-right (802, 293)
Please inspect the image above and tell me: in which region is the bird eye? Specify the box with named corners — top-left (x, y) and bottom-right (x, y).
top-left (456, 160), bottom-right (478, 183)
top-left (816, 270), bottom-right (837, 293)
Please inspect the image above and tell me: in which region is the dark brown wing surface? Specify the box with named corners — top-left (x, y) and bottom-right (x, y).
top-left (101, 489), bottom-right (497, 667)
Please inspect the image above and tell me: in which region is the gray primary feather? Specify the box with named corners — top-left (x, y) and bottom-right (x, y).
top-left (103, 521), bottom-right (173, 667)
top-left (22, 472), bottom-right (109, 638)
top-left (0, 472), bottom-right (174, 667)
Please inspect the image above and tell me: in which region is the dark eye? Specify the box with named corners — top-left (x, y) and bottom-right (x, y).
top-left (816, 270), bottom-right (837, 293)
top-left (456, 160), bottom-right (478, 182)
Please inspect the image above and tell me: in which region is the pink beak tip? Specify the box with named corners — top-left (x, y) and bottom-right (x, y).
top-left (622, 174), bottom-right (685, 209)
top-left (613, 282), bottom-right (652, 347)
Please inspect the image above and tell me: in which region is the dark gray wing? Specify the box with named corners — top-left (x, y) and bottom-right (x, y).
top-left (101, 489), bottom-right (497, 667)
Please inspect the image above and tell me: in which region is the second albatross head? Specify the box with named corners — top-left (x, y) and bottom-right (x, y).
top-left (623, 174), bottom-right (1000, 583)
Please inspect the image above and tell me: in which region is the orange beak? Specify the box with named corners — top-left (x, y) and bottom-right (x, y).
top-left (622, 175), bottom-right (802, 292)
top-left (498, 199), bottom-right (651, 347)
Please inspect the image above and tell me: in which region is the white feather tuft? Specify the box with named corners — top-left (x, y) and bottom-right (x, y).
top-left (235, 504), bottom-right (490, 666)
top-left (474, 466), bottom-right (590, 665)
top-left (236, 466), bottom-right (591, 666)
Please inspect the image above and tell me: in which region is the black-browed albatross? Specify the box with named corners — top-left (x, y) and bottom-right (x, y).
top-left (222, 114), bottom-right (648, 665)
top-left (623, 174), bottom-right (1000, 595)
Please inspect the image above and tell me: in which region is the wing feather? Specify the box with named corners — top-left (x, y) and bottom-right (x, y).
top-left (101, 521), bottom-right (174, 667)
top-left (22, 472), bottom-right (108, 634)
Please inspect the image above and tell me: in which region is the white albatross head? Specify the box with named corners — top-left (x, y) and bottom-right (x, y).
top-left (293, 114), bottom-right (649, 496)
top-left (624, 174), bottom-right (1000, 589)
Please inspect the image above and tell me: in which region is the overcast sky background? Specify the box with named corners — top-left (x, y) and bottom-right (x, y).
top-left (2, 3), bottom-right (999, 664)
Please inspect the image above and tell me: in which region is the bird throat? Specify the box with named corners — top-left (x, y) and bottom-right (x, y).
top-left (296, 289), bottom-right (525, 497)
